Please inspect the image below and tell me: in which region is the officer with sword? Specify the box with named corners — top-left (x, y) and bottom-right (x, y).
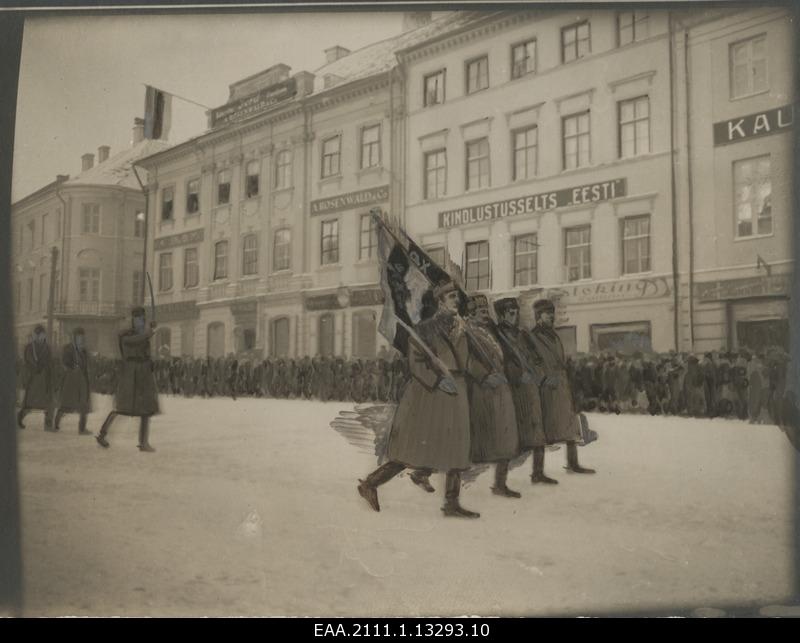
top-left (96, 273), bottom-right (160, 452)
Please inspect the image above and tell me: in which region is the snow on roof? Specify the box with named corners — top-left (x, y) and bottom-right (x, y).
top-left (310, 11), bottom-right (490, 94)
top-left (65, 138), bottom-right (172, 190)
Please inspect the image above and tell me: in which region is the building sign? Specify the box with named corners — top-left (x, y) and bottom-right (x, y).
top-left (210, 77), bottom-right (297, 127)
top-left (695, 274), bottom-right (791, 302)
top-left (154, 229), bottom-right (204, 251)
top-left (523, 276), bottom-right (671, 307)
top-left (438, 179), bottom-right (626, 229)
top-left (310, 185), bottom-right (389, 217)
top-left (713, 104), bottom-right (793, 146)
top-left (154, 300), bottom-right (199, 322)
top-left (350, 288), bottom-right (384, 307)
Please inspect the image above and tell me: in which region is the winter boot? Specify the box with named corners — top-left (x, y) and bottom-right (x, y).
top-left (410, 468), bottom-right (435, 493)
top-left (53, 409), bottom-right (65, 432)
top-left (96, 411), bottom-right (116, 448)
top-left (531, 447), bottom-right (558, 484)
top-left (17, 408), bottom-right (28, 429)
top-left (491, 460), bottom-right (521, 498)
top-left (78, 413), bottom-right (91, 435)
top-left (441, 471), bottom-right (480, 519)
top-left (358, 461), bottom-right (405, 512)
top-left (565, 441), bottom-right (595, 474)
top-left (137, 416), bottom-right (156, 453)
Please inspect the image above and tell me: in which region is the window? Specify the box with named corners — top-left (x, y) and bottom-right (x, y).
top-left (318, 313), bottom-right (335, 357)
top-left (161, 187), bottom-right (174, 221)
top-left (511, 39), bottom-right (537, 79)
top-left (134, 214), bottom-right (145, 238)
top-left (132, 270), bottom-right (143, 305)
top-left (424, 149), bottom-right (447, 199)
top-left (513, 234), bottom-right (538, 287)
top-left (158, 253), bottom-right (173, 291)
top-left (79, 268), bottom-right (100, 302)
top-left (275, 150), bottom-right (292, 189)
top-left (621, 216), bottom-right (651, 274)
top-left (424, 245), bottom-right (446, 267)
top-left (619, 96), bottom-right (650, 158)
top-left (27, 277), bottom-right (33, 311)
top-left (466, 56), bottom-right (489, 94)
top-left (360, 125), bottom-right (381, 169)
top-left (271, 317), bottom-right (290, 357)
top-left (39, 273), bottom-right (47, 312)
top-left (513, 126), bottom-right (538, 181)
top-left (321, 136), bottom-right (341, 178)
top-left (464, 241), bottom-right (490, 291)
top-left (424, 69), bottom-right (446, 107)
top-left (81, 204), bottom-right (99, 234)
top-left (241, 328), bottom-right (256, 352)
top-left (27, 221), bottom-right (36, 249)
top-left (466, 138), bottom-right (490, 190)
top-left (320, 220), bottom-right (339, 265)
top-left (359, 214), bottom-right (377, 260)
top-left (186, 179), bottom-right (200, 214)
top-left (184, 248), bottom-right (199, 288)
top-left (214, 241), bottom-right (228, 280)
top-left (41, 213), bottom-right (49, 246)
top-left (734, 155), bottom-right (772, 237)
top-left (563, 111), bottom-right (591, 170)
top-left (245, 160), bottom-right (260, 198)
top-left (352, 310), bottom-right (377, 359)
top-left (565, 226), bottom-right (591, 281)
top-left (730, 34), bottom-right (768, 99)
top-left (618, 11), bottom-right (649, 46)
top-left (273, 229), bottom-right (291, 271)
top-left (562, 21), bottom-right (591, 63)
top-left (217, 169), bottom-right (231, 205)
top-left (242, 234), bottom-right (258, 276)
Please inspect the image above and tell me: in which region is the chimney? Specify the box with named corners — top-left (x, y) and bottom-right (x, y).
top-left (56, 174), bottom-right (69, 182)
top-left (97, 145), bottom-right (110, 163)
top-left (324, 45), bottom-right (351, 64)
top-left (132, 117), bottom-right (145, 145)
top-left (402, 12), bottom-right (432, 32)
top-left (81, 153), bottom-right (94, 171)
top-left (294, 71), bottom-right (316, 98)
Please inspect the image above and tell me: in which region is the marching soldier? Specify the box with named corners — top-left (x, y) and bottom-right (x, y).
top-left (527, 299), bottom-right (595, 475)
top-left (358, 281), bottom-right (492, 518)
top-left (54, 327), bottom-right (92, 434)
top-left (18, 324), bottom-right (55, 431)
top-left (96, 307), bottom-right (159, 452)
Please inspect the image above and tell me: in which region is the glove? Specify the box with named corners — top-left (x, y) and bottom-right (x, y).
top-left (483, 373), bottom-right (505, 389)
top-left (438, 376), bottom-right (458, 395)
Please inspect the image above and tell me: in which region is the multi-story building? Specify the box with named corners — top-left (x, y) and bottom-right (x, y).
top-left (11, 122), bottom-right (169, 356)
top-left (398, 9), bottom-right (678, 354)
top-left (675, 6), bottom-right (795, 353)
top-left (135, 12), bottom-right (476, 359)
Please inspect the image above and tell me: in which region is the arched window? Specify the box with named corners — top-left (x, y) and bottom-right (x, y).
top-left (271, 317), bottom-right (290, 357)
top-left (207, 322), bottom-right (225, 358)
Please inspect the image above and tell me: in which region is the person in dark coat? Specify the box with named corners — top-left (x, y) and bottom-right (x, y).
top-left (527, 299), bottom-right (595, 475)
top-left (18, 324), bottom-right (55, 431)
top-left (96, 307), bottom-right (159, 452)
top-left (466, 294), bottom-right (520, 497)
top-left (701, 352), bottom-right (718, 418)
top-left (54, 327), bottom-right (92, 434)
top-left (493, 297), bottom-right (551, 483)
top-left (358, 281), bottom-right (492, 519)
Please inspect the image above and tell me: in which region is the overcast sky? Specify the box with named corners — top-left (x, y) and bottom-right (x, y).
top-left (11, 11), bottom-right (408, 201)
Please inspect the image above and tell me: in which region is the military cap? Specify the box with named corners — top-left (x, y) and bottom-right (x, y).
top-left (131, 306), bottom-right (146, 317)
top-left (33, 324), bottom-right (45, 334)
top-left (432, 280), bottom-right (458, 299)
top-left (468, 293), bottom-right (489, 308)
top-left (533, 299), bottom-right (556, 315)
top-left (493, 297), bottom-right (519, 317)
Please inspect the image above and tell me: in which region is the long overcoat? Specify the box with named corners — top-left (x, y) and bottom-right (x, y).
top-left (466, 320), bottom-right (519, 463)
top-left (527, 325), bottom-right (581, 444)
top-left (386, 312), bottom-right (489, 472)
top-left (114, 329), bottom-right (160, 416)
top-left (22, 341), bottom-right (53, 410)
top-left (58, 342), bottom-right (91, 413)
top-left (496, 322), bottom-right (546, 449)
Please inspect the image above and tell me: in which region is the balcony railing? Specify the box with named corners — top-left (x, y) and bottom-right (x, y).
top-left (53, 300), bottom-right (129, 317)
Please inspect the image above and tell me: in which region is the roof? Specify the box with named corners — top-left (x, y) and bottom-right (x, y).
top-left (310, 11), bottom-right (490, 94)
top-left (65, 138), bottom-right (172, 190)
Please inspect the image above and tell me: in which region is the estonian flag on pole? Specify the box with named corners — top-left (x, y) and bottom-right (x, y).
top-left (143, 85), bottom-right (172, 140)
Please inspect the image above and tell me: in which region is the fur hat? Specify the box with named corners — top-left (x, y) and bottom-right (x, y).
top-left (493, 297), bottom-right (519, 317)
top-left (533, 299), bottom-right (555, 315)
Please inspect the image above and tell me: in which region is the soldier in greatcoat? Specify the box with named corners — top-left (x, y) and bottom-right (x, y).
top-left (494, 298), bottom-right (553, 483)
top-left (465, 294), bottom-right (521, 497)
top-left (527, 299), bottom-right (595, 475)
top-left (18, 324), bottom-right (55, 431)
top-left (96, 307), bottom-right (159, 452)
top-left (54, 327), bottom-right (92, 434)
top-left (357, 281), bottom-right (493, 518)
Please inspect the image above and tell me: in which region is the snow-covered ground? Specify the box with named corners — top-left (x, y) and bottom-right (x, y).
top-left (15, 394), bottom-right (798, 616)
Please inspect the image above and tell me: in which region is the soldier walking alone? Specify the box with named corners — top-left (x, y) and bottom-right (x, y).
top-left (54, 327), bottom-right (92, 434)
top-left (96, 307), bottom-right (160, 452)
top-left (17, 324), bottom-right (55, 431)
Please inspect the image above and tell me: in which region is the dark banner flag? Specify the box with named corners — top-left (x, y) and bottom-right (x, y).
top-left (144, 86), bottom-right (172, 140)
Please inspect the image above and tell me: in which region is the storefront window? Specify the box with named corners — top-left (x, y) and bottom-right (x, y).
top-left (591, 321), bottom-right (652, 354)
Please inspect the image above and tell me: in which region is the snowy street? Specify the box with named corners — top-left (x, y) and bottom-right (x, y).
top-left (16, 394), bottom-right (798, 617)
